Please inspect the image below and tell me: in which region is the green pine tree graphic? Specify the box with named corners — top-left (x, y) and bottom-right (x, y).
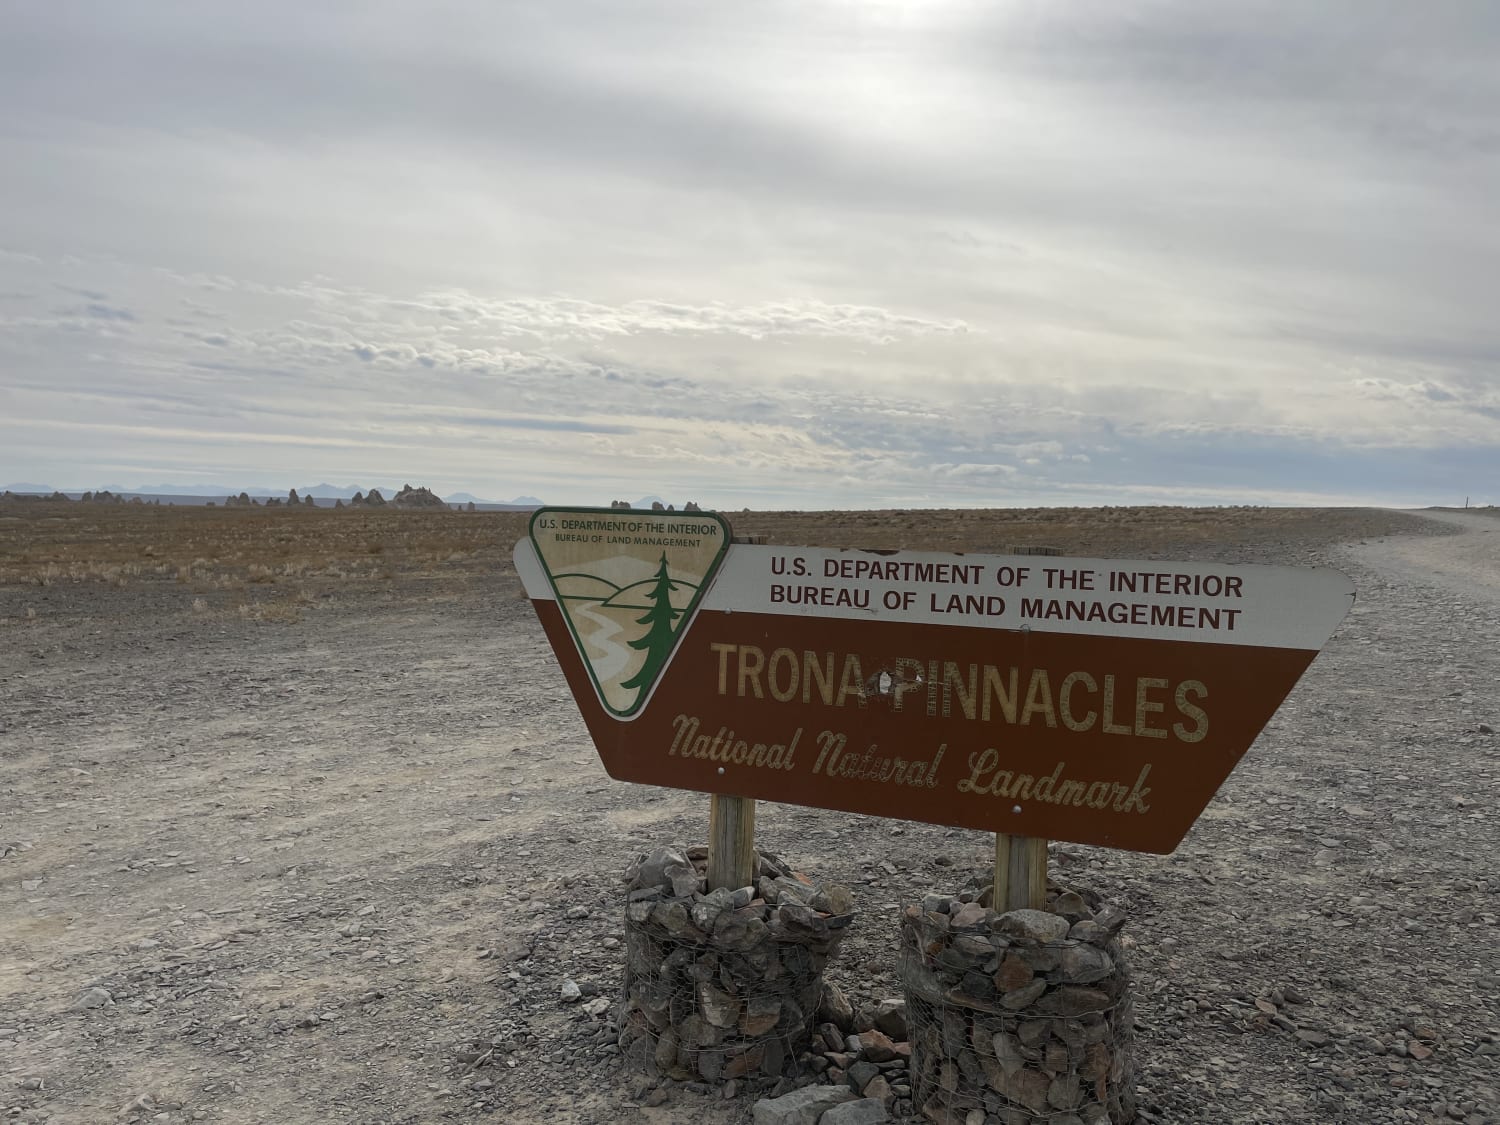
top-left (620, 553), bottom-right (682, 697)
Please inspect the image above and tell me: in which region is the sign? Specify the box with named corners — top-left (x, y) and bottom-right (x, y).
top-left (527, 507), bottom-right (730, 716)
top-left (517, 508), bottom-right (1354, 854)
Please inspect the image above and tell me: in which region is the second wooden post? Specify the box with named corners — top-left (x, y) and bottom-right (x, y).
top-left (705, 534), bottom-right (766, 891)
top-left (994, 833), bottom-right (1048, 911)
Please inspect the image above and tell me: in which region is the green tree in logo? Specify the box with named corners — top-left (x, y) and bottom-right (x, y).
top-left (620, 553), bottom-right (682, 698)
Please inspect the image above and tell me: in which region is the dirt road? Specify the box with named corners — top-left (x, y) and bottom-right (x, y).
top-left (1, 507), bottom-right (1495, 1124)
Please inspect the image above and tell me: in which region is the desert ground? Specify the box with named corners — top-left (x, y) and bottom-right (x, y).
top-left (1, 502), bottom-right (1496, 1125)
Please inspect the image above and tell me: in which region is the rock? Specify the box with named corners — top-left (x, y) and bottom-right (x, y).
top-left (1092, 905), bottom-right (1127, 935)
top-left (692, 888), bottom-right (732, 931)
top-left (992, 1030), bottom-right (1025, 1074)
top-left (651, 900), bottom-right (701, 941)
top-left (1049, 1073), bottom-right (1083, 1109)
top-left (819, 1022), bottom-right (846, 1053)
top-left (821, 1098), bottom-right (890, 1125)
top-left (1051, 891), bottom-right (1091, 920)
top-left (71, 987), bottom-right (113, 1010)
top-left (559, 979), bottom-right (583, 1003)
top-left (996, 1067), bottom-right (1051, 1113)
top-left (995, 953), bottom-right (1035, 992)
top-left (1017, 1019), bottom-right (1051, 1047)
top-left (820, 982), bottom-right (855, 1031)
top-left (634, 846), bottom-right (691, 891)
top-left (1058, 945), bottom-right (1115, 984)
top-left (1036, 987), bottom-right (1112, 1017)
top-left (1044, 1042), bottom-right (1070, 1073)
top-left (751, 1083), bottom-right (857, 1125)
top-left (714, 906), bottom-right (769, 951)
top-left (390, 484), bottom-right (447, 509)
top-left (952, 933), bottom-right (995, 959)
top-left (872, 998), bottom-right (907, 1039)
top-left (1068, 920), bottom-right (1113, 946)
top-left (1000, 980), bottom-right (1048, 1010)
top-left (723, 1044), bottom-right (765, 1079)
top-left (950, 902), bottom-right (988, 929)
top-left (673, 870), bottom-right (705, 898)
top-left (698, 982), bottom-right (741, 1029)
top-left (653, 1028), bottom-right (680, 1071)
top-left (994, 909), bottom-right (1071, 943)
top-left (847, 1059), bottom-right (881, 1092)
top-left (741, 995), bottom-right (782, 1037)
top-left (859, 1028), bottom-right (898, 1063)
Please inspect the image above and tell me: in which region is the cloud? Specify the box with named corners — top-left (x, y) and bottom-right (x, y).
top-left (0, 3), bottom-right (1496, 505)
top-left (74, 302), bottom-right (137, 322)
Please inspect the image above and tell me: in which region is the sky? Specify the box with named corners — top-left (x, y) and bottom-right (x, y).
top-left (1, 1), bottom-right (1497, 509)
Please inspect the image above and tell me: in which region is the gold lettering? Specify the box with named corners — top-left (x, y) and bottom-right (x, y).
top-left (803, 651), bottom-right (834, 705)
top-left (812, 730), bottom-right (842, 774)
top-left (1115, 765), bottom-right (1153, 812)
top-left (1134, 676), bottom-right (1168, 738)
top-left (893, 657), bottom-right (925, 712)
top-left (1173, 681), bottom-right (1208, 742)
top-left (1101, 674), bottom-right (1130, 735)
top-left (1059, 671), bottom-right (1097, 732)
top-left (1054, 778), bottom-right (1087, 806)
top-left (767, 647), bottom-right (799, 702)
top-left (670, 713), bottom-right (696, 755)
top-left (737, 645), bottom-right (765, 699)
top-left (711, 643), bottom-right (736, 695)
top-left (1021, 669), bottom-right (1056, 727)
top-left (836, 654), bottom-right (867, 708)
top-left (982, 665), bottom-right (1018, 723)
top-left (942, 662), bottom-right (978, 721)
top-left (957, 747), bottom-right (998, 794)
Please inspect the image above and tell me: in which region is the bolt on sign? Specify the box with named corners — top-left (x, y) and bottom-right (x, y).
top-left (518, 508), bottom-right (1355, 854)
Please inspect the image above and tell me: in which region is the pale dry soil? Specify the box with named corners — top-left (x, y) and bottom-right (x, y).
top-left (1, 507), bottom-right (1497, 1125)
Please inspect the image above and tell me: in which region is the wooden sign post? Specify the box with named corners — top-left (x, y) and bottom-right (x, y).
top-left (707, 793), bottom-right (757, 891)
top-left (991, 545), bottom-right (1062, 909)
top-left (706, 534), bottom-right (767, 891)
top-left (994, 834), bottom-right (1048, 911)
top-left (518, 508), bottom-right (1355, 855)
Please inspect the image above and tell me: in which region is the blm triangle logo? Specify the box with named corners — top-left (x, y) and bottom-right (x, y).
top-left (527, 508), bottom-right (731, 718)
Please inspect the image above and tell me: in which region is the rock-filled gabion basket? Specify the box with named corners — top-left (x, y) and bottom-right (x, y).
top-left (899, 884), bottom-right (1136, 1125)
top-left (617, 844), bottom-right (854, 1085)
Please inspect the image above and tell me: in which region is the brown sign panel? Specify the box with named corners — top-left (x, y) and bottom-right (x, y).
top-left (518, 509), bottom-right (1354, 854)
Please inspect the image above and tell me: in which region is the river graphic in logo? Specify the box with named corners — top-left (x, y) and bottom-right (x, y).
top-left (528, 508), bottom-right (731, 717)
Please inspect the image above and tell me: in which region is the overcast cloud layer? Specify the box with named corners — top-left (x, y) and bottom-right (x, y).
top-left (2, 2), bottom-right (1497, 508)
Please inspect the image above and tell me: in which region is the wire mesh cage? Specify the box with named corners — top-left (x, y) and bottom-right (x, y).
top-left (617, 845), bottom-right (854, 1085)
top-left (898, 885), bottom-right (1136, 1125)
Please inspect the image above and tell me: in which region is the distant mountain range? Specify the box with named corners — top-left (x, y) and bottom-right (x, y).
top-left (3, 484), bottom-right (703, 510)
top-left (1, 482), bottom-right (543, 507)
